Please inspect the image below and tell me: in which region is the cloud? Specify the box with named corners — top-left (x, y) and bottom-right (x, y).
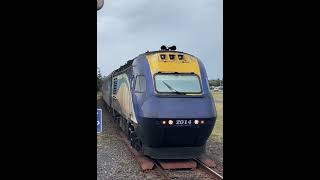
top-left (98, 0), bottom-right (223, 79)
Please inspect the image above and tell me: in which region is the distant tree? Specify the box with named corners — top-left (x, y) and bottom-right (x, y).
top-left (97, 67), bottom-right (102, 91)
top-left (209, 78), bottom-right (223, 87)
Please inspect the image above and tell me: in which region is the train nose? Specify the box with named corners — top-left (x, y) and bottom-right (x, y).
top-left (139, 117), bottom-right (216, 147)
top-left (162, 122), bottom-right (214, 146)
top-left (137, 96), bottom-right (217, 149)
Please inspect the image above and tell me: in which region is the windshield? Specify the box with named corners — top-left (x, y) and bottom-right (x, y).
top-left (154, 74), bottom-right (202, 94)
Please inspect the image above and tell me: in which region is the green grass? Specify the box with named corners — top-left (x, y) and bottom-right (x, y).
top-left (211, 91), bottom-right (223, 143)
top-left (212, 91), bottom-right (223, 102)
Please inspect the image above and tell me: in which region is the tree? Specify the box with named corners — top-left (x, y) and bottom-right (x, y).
top-left (209, 78), bottom-right (223, 87)
top-left (97, 67), bottom-right (102, 91)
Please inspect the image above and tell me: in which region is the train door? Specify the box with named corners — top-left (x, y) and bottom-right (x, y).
top-left (129, 76), bottom-right (134, 119)
top-left (133, 75), bottom-right (146, 109)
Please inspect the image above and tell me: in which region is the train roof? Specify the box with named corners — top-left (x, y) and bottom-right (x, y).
top-left (109, 47), bottom-right (199, 77)
top-left (142, 50), bottom-right (198, 59)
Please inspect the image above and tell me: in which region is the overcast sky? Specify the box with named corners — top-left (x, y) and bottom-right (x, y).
top-left (98, 0), bottom-right (223, 79)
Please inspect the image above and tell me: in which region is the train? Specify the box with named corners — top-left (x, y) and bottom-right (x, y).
top-left (102, 46), bottom-right (217, 159)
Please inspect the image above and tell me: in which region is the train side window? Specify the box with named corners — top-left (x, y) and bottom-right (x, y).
top-left (135, 75), bottom-right (146, 93)
top-left (113, 77), bottom-right (118, 94)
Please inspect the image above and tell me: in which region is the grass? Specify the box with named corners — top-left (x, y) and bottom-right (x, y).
top-left (212, 91), bottom-right (223, 102)
top-left (211, 91), bottom-right (223, 143)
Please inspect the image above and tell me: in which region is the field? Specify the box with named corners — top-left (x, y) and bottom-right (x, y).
top-left (211, 91), bottom-right (223, 143)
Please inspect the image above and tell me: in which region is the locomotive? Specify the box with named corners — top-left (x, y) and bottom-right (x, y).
top-left (102, 46), bottom-right (217, 159)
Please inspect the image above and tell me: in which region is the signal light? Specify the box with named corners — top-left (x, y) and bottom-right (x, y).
top-left (168, 120), bottom-right (174, 125)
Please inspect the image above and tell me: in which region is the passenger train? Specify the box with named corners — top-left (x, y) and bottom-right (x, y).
top-left (102, 46), bottom-right (217, 159)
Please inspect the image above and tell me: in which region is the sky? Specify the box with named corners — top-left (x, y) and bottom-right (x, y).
top-left (97, 0), bottom-right (223, 80)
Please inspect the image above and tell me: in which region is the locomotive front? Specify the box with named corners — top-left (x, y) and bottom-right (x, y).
top-left (134, 48), bottom-right (217, 159)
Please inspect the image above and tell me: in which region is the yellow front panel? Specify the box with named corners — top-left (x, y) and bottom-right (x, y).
top-left (146, 52), bottom-right (201, 78)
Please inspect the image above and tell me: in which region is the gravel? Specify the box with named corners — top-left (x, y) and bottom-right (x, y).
top-left (97, 95), bottom-right (223, 179)
top-left (206, 139), bottom-right (224, 176)
top-left (97, 96), bottom-right (146, 180)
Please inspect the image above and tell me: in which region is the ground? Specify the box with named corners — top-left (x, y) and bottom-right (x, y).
top-left (211, 91), bottom-right (223, 143)
top-left (206, 91), bottom-right (223, 174)
top-left (97, 91), bottom-right (223, 179)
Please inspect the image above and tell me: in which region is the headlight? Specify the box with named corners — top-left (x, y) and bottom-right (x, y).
top-left (194, 120), bottom-right (199, 125)
top-left (168, 120), bottom-right (174, 125)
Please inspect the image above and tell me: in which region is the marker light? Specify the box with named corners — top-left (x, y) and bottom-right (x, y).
top-left (162, 120), bottom-right (166, 125)
top-left (178, 55), bottom-right (183, 60)
top-left (200, 120), bottom-right (205, 124)
top-left (160, 54), bottom-right (166, 59)
top-left (169, 54), bottom-right (175, 60)
top-left (168, 120), bottom-right (174, 125)
top-left (194, 120), bottom-right (199, 125)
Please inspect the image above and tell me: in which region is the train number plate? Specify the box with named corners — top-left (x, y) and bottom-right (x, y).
top-left (176, 120), bottom-right (192, 125)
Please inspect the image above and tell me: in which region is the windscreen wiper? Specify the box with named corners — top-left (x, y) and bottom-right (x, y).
top-left (161, 81), bottom-right (186, 94)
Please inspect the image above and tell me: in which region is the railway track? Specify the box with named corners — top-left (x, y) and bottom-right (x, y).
top-left (150, 158), bottom-right (223, 180)
top-left (194, 158), bottom-right (223, 180)
top-left (151, 159), bottom-right (171, 180)
top-left (119, 130), bottom-right (223, 179)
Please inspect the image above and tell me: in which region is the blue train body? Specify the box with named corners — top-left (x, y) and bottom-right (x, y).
top-left (102, 48), bottom-right (217, 159)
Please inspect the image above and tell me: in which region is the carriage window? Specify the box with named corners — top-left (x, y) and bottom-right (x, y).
top-left (135, 75), bottom-right (146, 93)
top-left (113, 77), bottom-right (117, 94)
